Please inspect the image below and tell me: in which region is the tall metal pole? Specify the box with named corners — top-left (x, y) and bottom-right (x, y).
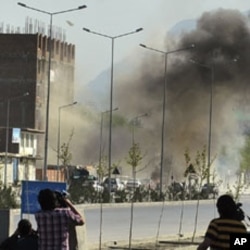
top-left (139, 43), bottom-right (195, 194)
top-left (108, 38), bottom-right (115, 200)
top-left (189, 59), bottom-right (214, 184)
top-left (159, 54), bottom-right (167, 196)
top-left (83, 27), bottom-right (143, 202)
top-left (18, 2), bottom-right (87, 181)
top-left (57, 102), bottom-right (77, 181)
top-left (98, 107), bottom-right (118, 182)
top-left (207, 63), bottom-right (214, 184)
top-left (4, 100), bottom-right (10, 187)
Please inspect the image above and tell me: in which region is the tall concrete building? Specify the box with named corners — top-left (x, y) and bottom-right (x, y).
top-left (0, 30), bottom-right (75, 184)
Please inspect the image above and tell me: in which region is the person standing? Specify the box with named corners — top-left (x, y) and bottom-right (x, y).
top-left (197, 194), bottom-right (247, 250)
top-left (35, 188), bottom-right (84, 250)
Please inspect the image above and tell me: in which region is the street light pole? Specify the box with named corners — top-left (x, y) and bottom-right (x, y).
top-left (190, 59), bottom-right (214, 184)
top-left (57, 101), bottom-right (77, 181)
top-left (3, 92), bottom-right (29, 186)
top-left (83, 27), bottom-right (143, 201)
top-left (140, 43), bottom-right (195, 194)
top-left (98, 107), bottom-right (118, 181)
top-left (18, 2), bottom-right (87, 181)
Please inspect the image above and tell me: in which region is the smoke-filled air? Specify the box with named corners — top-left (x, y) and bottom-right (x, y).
top-left (56, 8), bottom-right (250, 186)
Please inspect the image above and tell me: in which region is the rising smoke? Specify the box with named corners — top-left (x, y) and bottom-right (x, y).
top-left (62, 8), bottom-right (250, 185)
top-left (112, 8), bottom-right (250, 182)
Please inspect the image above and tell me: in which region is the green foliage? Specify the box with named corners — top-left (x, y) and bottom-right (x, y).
top-left (226, 171), bottom-right (246, 202)
top-left (96, 155), bottom-right (108, 181)
top-left (184, 146), bottom-right (208, 184)
top-left (240, 134), bottom-right (250, 177)
top-left (0, 186), bottom-right (19, 209)
top-left (126, 143), bottom-right (143, 170)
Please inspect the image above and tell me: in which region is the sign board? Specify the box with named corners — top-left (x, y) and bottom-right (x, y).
top-left (21, 180), bottom-right (66, 215)
top-left (12, 128), bottom-right (21, 143)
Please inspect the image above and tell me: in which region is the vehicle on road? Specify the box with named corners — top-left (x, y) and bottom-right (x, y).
top-left (102, 177), bottom-right (125, 192)
top-left (200, 183), bottom-right (219, 199)
top-left (126, 179), bottom-right (142, 190)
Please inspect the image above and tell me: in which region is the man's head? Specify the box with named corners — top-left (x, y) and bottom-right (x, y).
top-left (38, 188), bottom-right (57, 211)
top-left (216, 194), bottom-right (237, 219)
top-left (18, 219), bottom-right (32, 236)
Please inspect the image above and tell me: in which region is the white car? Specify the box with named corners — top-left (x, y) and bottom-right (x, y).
top-left (126, 179), bottom-right (142, 190)
top-left (103, 177), bottom-right (125, 192)
top-left (92, 180), bottom-right (104, 192)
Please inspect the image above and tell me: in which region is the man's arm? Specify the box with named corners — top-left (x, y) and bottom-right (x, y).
top-left (64, 199), bottom-right (84, 225)
top-left (197, 237), bottom-right (213, 250)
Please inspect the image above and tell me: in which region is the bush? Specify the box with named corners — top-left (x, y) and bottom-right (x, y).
top-left (0, 186), bottom-right (19, 209)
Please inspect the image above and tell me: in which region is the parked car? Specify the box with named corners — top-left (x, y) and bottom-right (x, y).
top-left (126, 179), bottom-right (142, 190)
top-left (200, 183), bottom-right (219, 199)
top-left (92, 180), bottom-right (104, 192)
top-left (102, 177), bottom-right (125, 192)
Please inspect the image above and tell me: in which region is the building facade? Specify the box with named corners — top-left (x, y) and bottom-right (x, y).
top-left (0, 33), bottom-right (75, 185)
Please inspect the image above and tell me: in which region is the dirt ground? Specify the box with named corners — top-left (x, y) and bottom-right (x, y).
top-left (89, 236), bottom-right (203, 250)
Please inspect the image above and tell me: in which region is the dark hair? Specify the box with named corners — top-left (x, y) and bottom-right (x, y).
top-left (38, 189), bottom-right (57, 211)
top-left (216, 194), bottom-right (242, 220)
top-left (18, 219), bottom-right (32, 236)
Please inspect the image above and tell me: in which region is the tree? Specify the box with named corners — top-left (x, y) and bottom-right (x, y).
top-left (240, 134), bottom-right (250, 183)
top-left (126, 142), bottom-right (143, 178)
top-left (59, 129), bottom-right (74, 184)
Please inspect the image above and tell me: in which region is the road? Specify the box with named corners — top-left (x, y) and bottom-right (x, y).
top-left (18, 195), bottom-right (250, 248)
top-left (84, 199), bottom-right (217, 246)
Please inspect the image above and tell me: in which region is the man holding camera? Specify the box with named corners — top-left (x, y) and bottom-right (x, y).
top-left (35, 188), bottom-right (84, 250)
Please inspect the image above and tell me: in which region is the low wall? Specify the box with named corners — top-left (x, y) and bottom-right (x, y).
top-left (0, 206), bottom-right (88, 250)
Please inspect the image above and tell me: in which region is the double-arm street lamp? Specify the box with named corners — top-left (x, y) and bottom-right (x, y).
top-left (18, 2), bottom-right (87, 181)
top-left (3, 92), bottom-right (29, 186)
top-left (139, 43), bottom-right (195, 194)
top-left (83, 27), bottom-right (143, 201)
top-left (57, 101), bottom-right (77, 181)
top-left (190, 59), bottom-right (214, 184)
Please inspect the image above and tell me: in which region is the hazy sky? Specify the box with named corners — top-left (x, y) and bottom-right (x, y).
top-left (2, 0), bottom-right (250, 99)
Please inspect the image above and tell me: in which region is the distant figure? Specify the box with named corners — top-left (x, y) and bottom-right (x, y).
top-left (197, 194), bottom-right (247, 250)
top-left (0, 219), bottom-right (38, 250)
top-left (35, 188), bottom-right (84, 250)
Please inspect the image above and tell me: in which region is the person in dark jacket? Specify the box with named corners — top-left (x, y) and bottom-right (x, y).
top-left (0, 219), bottom-right (38, 250)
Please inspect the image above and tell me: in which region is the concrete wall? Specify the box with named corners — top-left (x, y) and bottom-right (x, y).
top-left (0, 206), bottom-right (88, 250)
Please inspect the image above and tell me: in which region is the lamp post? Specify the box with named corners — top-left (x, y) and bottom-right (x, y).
top-left (83, 27), bottom-right (143, 201)
top-left (190, 59), bottom-right (214, 184)
top-left (140, 43), bottom-right (195, 194)
top-left (57, 101), bottom-right (77, 181)
top-left (3, 92), bottom-right (29, 186)
top-left (99, 107), bottom-right (119, 181)
top-left (18, 2), bottom-right (87, 181)
top-left (98, 107), bottom-right (118, 250)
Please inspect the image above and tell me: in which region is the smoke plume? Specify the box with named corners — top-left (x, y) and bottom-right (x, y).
top-left (112, 8), bottom-right (250, 182)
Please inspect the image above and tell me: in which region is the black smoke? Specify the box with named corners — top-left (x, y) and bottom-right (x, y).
top-left (113, 8), bottom-right (250, 182)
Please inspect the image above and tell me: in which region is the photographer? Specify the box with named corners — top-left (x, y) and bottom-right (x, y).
top-left (197, 194), bottom-right (247, 250)
top-left (35, 188), bottom-right (84, 250)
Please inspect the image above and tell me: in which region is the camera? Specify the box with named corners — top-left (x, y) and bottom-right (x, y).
top-left (54, 190), bottom-right (68, 208)
top-left (236, 203), bottom-right (245, 221)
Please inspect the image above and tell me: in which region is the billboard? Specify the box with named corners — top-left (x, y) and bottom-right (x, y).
top-left (21, 180), bottom-right (66, 215)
